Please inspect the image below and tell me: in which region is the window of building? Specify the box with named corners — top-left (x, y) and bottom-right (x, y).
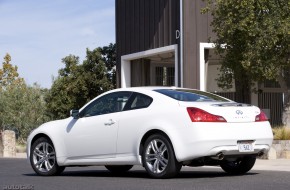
top-left (155, 66), bottom-right (175, 86)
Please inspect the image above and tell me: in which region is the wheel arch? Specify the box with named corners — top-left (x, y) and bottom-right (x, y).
top-left (139, 129), bottom-right (174, 156)
top-left (138, 129), bottom-right (183, 178)
top-left (31, 133), bottom-right (52, 147)
top-left (28, 133), bottom-right (57, 158)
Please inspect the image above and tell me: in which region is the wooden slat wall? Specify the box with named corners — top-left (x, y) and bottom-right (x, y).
top-left (183, 0), bottom-right (212, 89)
top-left (116, 0), bottom-right (180, 87)
top-left (215, 92), bottom-right (236, 102)
top-left (215, 92), bottom-right (283, 126)
top-left (131, 59), bottom-right (151, 87)
top-left (258, 92), bottom-right (283, 126)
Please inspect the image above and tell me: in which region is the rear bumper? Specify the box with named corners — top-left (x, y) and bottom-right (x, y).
top-left (207, 144), bottom-right (270, 157)
top-left (171, 121), bottom-right (273, 161)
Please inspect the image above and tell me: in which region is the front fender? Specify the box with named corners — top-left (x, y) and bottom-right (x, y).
top-left (26, 118), bottom-right (71, 165)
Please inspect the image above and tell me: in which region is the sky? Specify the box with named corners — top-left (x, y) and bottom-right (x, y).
top-left (0, 0), bottom-right (115, 88)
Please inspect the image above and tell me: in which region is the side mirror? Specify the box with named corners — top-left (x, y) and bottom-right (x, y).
top-left (70, 109), bottom-right (80, 119)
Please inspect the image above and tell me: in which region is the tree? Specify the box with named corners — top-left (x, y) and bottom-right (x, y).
top-left (99, 43), bottom-right (116, 88)
top-left (0, 54), bottom-right (49, 142)
top-left (45, 55), bottom-right (80, 119)
top-left (46, 46), bottom-right (114, 119)
top-left (0, 53), bottom-right (24, 89)
top-left (0, 84), bottom-right (50, 142)
top-left (0, 53), bottom-right (26, 130)
top-left (203, 0), bottom-right (290, 125)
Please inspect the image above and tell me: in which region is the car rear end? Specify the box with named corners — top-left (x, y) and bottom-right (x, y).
top-left (179, 102), bottom-right (272, 160)
top-left (154, 88), bottom-right (273, 162)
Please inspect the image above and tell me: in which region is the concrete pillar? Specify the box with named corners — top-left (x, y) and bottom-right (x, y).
top-left (251, 82), bottom-right (259, 106)
top-left (0, 132), bottom-right (3, 157)
top-left (2, 130), bottom-right (16, 157)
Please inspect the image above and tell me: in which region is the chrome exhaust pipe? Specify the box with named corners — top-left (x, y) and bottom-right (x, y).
top-left (216, 152), bottom-right (224, 160)
top-left (257, 151), bottom-right (264, 157)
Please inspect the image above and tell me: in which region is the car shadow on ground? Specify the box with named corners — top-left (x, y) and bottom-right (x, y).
top-left (23, 169), bottom-right (258, 179)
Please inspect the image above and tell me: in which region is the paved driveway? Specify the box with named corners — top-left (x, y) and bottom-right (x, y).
top-left (1, 158), bottom-right (290, 190)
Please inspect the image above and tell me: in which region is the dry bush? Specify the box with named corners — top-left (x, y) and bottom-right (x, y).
top-left (272, 127), bottom-right (290, 140)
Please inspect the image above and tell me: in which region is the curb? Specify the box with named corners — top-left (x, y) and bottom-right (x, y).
top-left (253, 159), bottom-right (290, 172)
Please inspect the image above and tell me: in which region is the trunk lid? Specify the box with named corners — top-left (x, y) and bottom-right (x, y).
top-left (179, 102), bottom-right (261, 123)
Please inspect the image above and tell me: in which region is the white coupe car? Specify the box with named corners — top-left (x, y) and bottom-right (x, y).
top-left (27, 87), bottom-right (273, 178)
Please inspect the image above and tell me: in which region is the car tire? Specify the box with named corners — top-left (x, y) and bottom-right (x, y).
top-left (220, 156), bottom-right (256, 175)
top-left (30, 137), bottom-right (65, 176)
top-left (142, 134), bottom-right (182, 179)
top-left (105, 165), bottom-right (133, 173)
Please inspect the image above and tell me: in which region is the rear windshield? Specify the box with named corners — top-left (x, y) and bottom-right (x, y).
top-left (154, 89), bottom-right (230, 102)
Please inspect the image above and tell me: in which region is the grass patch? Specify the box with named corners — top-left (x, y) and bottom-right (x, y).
top-left (16, 142), bottom-right (27, 153)
top-left (272, 126), bottom-right (290, 140)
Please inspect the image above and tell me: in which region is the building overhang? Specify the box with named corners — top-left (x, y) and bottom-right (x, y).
top-left (121, 45), bottom-right (179, 88)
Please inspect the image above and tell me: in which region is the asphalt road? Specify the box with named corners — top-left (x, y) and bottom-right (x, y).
top-left (1, 158), bottom-right (290, 190)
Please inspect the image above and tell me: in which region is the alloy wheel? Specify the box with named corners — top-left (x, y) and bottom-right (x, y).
top-left (145, 139), bottom-right (169, 174)
top-left (32, 142), bottom-right (56, 173)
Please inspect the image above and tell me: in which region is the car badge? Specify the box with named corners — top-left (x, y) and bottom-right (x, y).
top-left (236, 110), bottom-right (243, 115)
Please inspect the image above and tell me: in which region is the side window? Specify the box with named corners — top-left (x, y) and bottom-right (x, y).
top-left (127, 93), bottom-right (153, 110)
top-left (79, 91), bottom-right (132, 117)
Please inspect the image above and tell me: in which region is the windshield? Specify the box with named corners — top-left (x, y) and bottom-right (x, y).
top-left (154, 89), bottom-right (230, 102)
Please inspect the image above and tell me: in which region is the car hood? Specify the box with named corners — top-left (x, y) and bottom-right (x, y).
top-left (33, 117), bottom-right (72, 133)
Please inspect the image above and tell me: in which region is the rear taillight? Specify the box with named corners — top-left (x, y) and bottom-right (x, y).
top-left (187, 107), bottom-right (227, 122)
top-left (255, 110), bottom-right (268, 122)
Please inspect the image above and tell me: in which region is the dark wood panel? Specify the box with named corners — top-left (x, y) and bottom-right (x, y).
top-left (116, 0), bottom-right (180, 54)
top-left (134, 0), bottom-right (140, 52)
top-left (131, 59), bottom-right (151, 87)
top-left (170, 0), bottom-right (176, 44)
top-left (115, 0), bottom-right (123, 86)
top-left (168, 0), bottom-right (172, 45)
top-left (144, 0), bottom-right (150, 50)
top-left (154, 0), bottom-right (160, 48)
top-left (120, 0), bottom-right (126, 56)
top-left (183, 0), bottom-right (197, 88)
top-left (125, 0), bottom-right (131, 52)
top-left (130, 0), bottom-right (135, 53)
top-left (182, 0), bottom-right (212, 89)
top-left (139, 0), bottom-right (145, 51)
top-left (116, 0), bottom-right (180, 87)
top-left (149, 0), bottom-right (154, 49)
top-left (159, 0), bottom-right (165, 47)
top-left (164, 0), bottom-right (169, 46)
top-left (258, 92), bottom-right (283, 126)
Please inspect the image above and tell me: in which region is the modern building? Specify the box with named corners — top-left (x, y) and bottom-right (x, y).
top-left (115, 0), bottom-right (283, 126)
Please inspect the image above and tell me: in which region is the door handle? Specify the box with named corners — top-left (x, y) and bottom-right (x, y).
top-left (104, 119), bottom-right (116, 126)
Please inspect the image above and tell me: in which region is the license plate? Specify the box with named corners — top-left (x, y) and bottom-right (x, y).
top-left (238, 141), bottom-right (254, 152)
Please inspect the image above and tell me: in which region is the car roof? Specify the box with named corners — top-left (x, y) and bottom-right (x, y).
top-left (113, 86), bottom-right (198, 92)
